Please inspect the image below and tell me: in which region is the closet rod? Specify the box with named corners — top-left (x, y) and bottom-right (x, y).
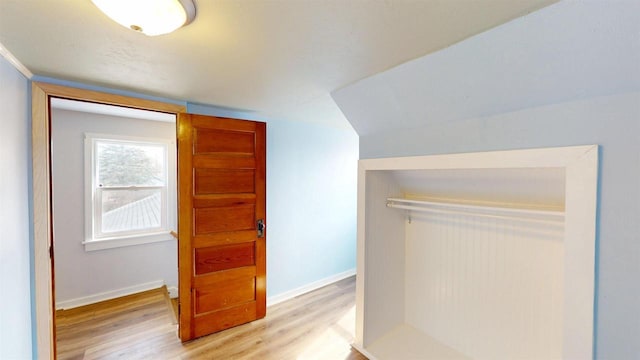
top-left (387, 198), bottom-right (564, 216)
top-left (386, 199), bottom-right (565, 224)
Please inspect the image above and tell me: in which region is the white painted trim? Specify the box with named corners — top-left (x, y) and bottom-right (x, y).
top-left (83, 231), bottom-right (175, 251)
top-left (83, 132), bottom-right (177, 251)
top-left (0, 41), bottom-right (33, 78)
top-left (360, 145), bottom-right (594, 171)
top-left (355, 161), bottom-right (368, 349)
top-left (266, 269), bottom-right (356, 307)
top-left (563, 145), bottom-right (598, 359)
top-left (56, 269), bottom-right (356, 310)
top-left (357, 145), bottom-right (598, 359)
top-left (55, 280), bottom-right (165, 310)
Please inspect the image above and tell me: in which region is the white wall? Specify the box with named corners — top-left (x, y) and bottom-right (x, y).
top-left (405, 204), bottom-right (565, 359)
top-left (333, 1), bottom-right (640, 358)
top-left (0, 55), bottom-right (32, 358)
top-left (51, 108), bottom-right (178, 307)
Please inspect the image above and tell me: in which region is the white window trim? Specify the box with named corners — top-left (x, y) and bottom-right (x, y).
top-left (84, 133), bottom-right (177, 251)
top-left (83, 231), bottom-right (174, 251)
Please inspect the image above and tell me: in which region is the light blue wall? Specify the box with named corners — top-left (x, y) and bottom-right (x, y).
top-left (25, 74), bottom-right (358, 300)
top-left (333, 0), bottom-right (640, 357)
top-left (333, 0), bottom-right (640, 137)
top-left (3, 74), bottom-right (357, 358)
top-left (264, 119), bottom-right (358, 296)
top-left (357, 91), bottom-right (640, 358)
top-left (187, 104), bottom-right (359, 297)
top-left (0, 56), bottom-right (32, 358)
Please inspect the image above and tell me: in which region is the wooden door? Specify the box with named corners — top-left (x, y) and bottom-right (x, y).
top-left (177, 114), bottom-right (266, 341)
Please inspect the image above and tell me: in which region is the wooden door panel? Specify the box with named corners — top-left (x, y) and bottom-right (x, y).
top-left (193, 302), bottom-right (257, 338)
top-left (193, 230), bottom-right (257, 248)
top-left (194, 169), bottom-right (255, 194)
top-left (193, 205), bottom-right (255, 234)
top-left (191, 115), bottom-right (258, 131)
top-left (193, 266), bottom-right (257, 287)
top-left (192, 194), bottom-right (255, 208)
top-left (178, 113), bottom-right (266, 342)
top-left (194, 129), bottom-right (255, 154)
top-left (195, 276), bottom-right (256, 314)
top-left (195, 243), bottom-right (255, 275)
top-left (193, 156), bottom-right (256, 169)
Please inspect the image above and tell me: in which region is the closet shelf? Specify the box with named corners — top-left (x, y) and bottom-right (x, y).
top-left (386, 197), bottom-right (565, 224)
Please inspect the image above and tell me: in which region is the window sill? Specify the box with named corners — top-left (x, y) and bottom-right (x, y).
top-left (83, 231), bottom-right (175, 251)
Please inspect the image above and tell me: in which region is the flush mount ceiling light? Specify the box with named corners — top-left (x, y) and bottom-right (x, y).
top-left (91, 0), bottom-right (196, 36)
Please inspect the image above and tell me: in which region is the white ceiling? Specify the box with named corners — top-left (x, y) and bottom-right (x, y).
top-left (51, 97), bottom-right (176, 122)
top-left (0, 0), bottom-right (556, 128)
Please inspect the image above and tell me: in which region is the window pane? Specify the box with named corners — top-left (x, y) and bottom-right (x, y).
top-left (101, 189), bottom-right (162, 234)
top-left (97, 141), bottom-right (166, 187)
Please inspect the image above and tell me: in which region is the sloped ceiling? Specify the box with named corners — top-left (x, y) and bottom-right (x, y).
top-left (332, 0), bottom-right (640, 135)
top-left (0, 0), bottom-right (556, 128)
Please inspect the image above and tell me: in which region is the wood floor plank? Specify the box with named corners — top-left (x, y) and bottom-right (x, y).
top-left (56, 276), bottom-right (367, 360)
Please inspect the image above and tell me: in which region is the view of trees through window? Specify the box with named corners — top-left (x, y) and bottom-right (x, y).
top-left (96, 141), bottom-right (166, 217)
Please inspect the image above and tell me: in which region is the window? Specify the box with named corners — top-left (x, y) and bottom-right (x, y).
top-left (84, 133), bottom-right (175, 251)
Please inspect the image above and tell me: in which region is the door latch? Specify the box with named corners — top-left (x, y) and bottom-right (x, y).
top-left (257, 219), bottom-right (265, 238)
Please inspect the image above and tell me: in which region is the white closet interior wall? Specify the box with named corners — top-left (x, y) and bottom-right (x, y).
top-left (355, 146), bottom-right (597, 360)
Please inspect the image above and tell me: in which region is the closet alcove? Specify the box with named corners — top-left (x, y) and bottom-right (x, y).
top-left (354, 145), bottom-right (598, 360)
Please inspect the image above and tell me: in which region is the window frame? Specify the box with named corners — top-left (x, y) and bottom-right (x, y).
top-left (84, 133), bottom-right (176, 251)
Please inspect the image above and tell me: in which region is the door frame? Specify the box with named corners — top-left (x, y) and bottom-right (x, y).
top-left (31, 82), bottom-right (186, 359)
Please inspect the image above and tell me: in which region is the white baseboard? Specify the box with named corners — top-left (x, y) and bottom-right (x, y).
top-left (55, 269), bottom-right (356, 310)
top-left (56, 280), bottom-right (165, 310)
top-left (267, 268), bottom-right (356, 307)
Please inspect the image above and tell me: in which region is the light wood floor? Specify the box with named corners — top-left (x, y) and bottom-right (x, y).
top-left (56, 276), bottom-right (366, 360)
